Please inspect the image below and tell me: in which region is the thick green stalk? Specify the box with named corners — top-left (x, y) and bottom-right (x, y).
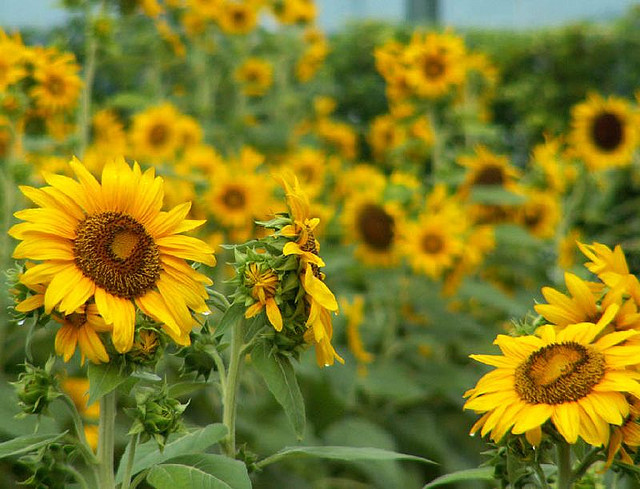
top-left (221, 320), bottom-right (245, 458)
top-left (555, 441), bottom-right (572, 489)
top-left (97, 391), bottom-right (116, 489)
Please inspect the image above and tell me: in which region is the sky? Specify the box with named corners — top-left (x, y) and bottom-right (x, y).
top-left (1, 0), bottom-right (638, 30)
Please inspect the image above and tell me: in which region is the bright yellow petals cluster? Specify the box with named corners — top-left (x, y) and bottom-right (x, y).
top-left (244, 263), bottom-right (283, 332)
top-left (569, 93), bottom-right (639, 171)
top-left (279, 176), bottom-right (343, 367)
top-left (30, 52), bottom-right (82, 115)
top-left (10, 158), bottom-right (216, 360)
top-left (466, 242), bottom-right (640, 450)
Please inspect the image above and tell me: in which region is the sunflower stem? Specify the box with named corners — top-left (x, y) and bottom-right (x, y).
top-left (556, 441), bottom-right (572, 489)
top-left (120, 433), bottom-right (139, 489)
top-left (61, 394), bottom-right (98, 464)
top-left (571, 446), bottom-right (601, 483)
top-left (222, 319), bottom-right (245, 458)
top-left (97, 391), bottom-right (116, 489)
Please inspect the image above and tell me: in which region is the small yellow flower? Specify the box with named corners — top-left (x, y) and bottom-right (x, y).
top-left (235, 58), bottom-right (273, 97)
top-left (244, 263), bottom-right (283, 331)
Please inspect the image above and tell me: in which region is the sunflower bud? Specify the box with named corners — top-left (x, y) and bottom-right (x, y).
top-left (126, 328), bottom-right (164, 367)
top-left (19, 442), bottom-right (75, 489)
top-left (127, 384), bottom-right (188, 450)
top-left (13, 358), bottom-right (60, 417)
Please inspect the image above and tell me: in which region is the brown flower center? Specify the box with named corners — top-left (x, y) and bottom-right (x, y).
top-left (421, 232), bottom-right (445, 255)
top-left (473, 164), bottom-right (505, 186)
top-left (356, 203), bottom-right (394, 251)
top-left (591, 111), bottom-right (624, 152)
top-left (74, 211), bottom-right (161, 299)
top-left (148, 123), bottom-right (169, 147)
top-left (514, 342), bottom-right (605, 404)
top-left (423, 55), bottom-right (445, 80)
top-left (222, 186), bottom-right (247, 209)
top-left (45, 74), bottom-right (65, 96)
top-left (66, 311), bottom-right (88, 329)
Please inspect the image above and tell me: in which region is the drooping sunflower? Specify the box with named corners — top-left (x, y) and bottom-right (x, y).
top-left (464, 322), bottom-right (640, 446)
top-left (243, 262), bottom-right (283, 331)
top-left (278, 175), bottom-right (343, 367)
top-left (234, 58), bottom-right (274, 97)
top-left (129, 104), bottom-right (181, 161)
top-left (30, 54), bottom-right (82, 114)
top-left (53, 304), bottom-right (112, 364)
top-left (10, 157), bottom-right (216, 353)
top-left (569, 93), bottom-right (638, 171)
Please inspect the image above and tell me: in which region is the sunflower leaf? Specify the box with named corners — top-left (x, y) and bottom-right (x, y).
top-left (422, 467), bottom-right (495, 487)
top-left (0, 432), bottom-right (67, 459)
top-left (251, 341), bottom-right (306, 439)
top-left (87, 361), bottom-right (131, 405)
top-left (146, 463), bottom-right (233, 489)
top-left (213, 303), bottom-right (245, 339)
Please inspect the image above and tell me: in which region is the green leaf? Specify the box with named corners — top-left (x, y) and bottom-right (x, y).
top-left (470, 187), bottom-right (526, 205)
top-left (165, 454), bottom-right (251, 489)
top-left (422, 467), bottom-right (495, 488)
top-left (251, 342), bottom-right (306, 439)
top-left (214, 303), bottom-right (245, 339)
top-left (115, 423), bottom-right (227, 483)
top-left (146, 464), bottom-right (233, 489)
top-left (257, 446), bottom-right (435, 468)
top-left (0, 432), bottom-right (67, 459)
top-left (87, 362), bottom-right (130, 405)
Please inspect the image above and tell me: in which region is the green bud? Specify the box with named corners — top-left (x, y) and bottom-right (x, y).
top-left (19, 443), bottom-right (74, 489)
top-left (127, 384), bottom-right (188, 450)
top-left (13, 358), bottom-right (60, 416)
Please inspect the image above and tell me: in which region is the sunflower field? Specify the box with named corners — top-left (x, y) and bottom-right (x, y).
top-left (2, 1), bottom-right (640, 488)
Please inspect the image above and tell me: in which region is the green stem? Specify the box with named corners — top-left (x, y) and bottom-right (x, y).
top-left (97, 391), bottom-right (116, 489)
top-left (221, 320), bottom-right (245, 458)
top-left (129, 471), bottom-right (147, 489)
top-left (120, 433), bottom-right (139, 489)
top-left (556, 441), bottom-right (572, 489)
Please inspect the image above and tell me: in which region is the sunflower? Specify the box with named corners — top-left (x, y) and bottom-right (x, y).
top-left (458, 145), bottom-right (521, 196)
top-left (0, 29), bottom-right (27, 91)
top-left (464, 322), bottom-right (640, 446)
top-left (10, 157), bottom-right (216, 353)
top-left (368, 114), bottom-right (406, 161)
top-left (129, 104), bottom-right (181, 161)
top-left (401, 212), bottom-right (464, 279)
top-left (234, 58), bottom-right (274, 97)
top-left (342, 296), bottom-right (374, 373)
top-left (54, 304), bottom-right (112, 364)
top-left (518, 189), bottom-right (561, 239)
top-left (30, 54), bottom-right (82, 114)
top-left (218, 1), bottom-right (258, 35)
top-left (187, 0), bottom-right (222, 20)
top-left (278, 176), bottom-right (343, 366)
top-left (569, 93), bottom-right (638, 171)
top-left (272, 0), bottom-right (316, 24)
top-left (342, 192), bottom-right (404, 267)
top-left (280, 147), bottom-right (330, 199)
top-left (607, 396), bottom-right (640, 467)
top-left (205, 166), bottom-right (272, 231)
top-left (244, 262), bottom-right (283, 331)
top-left (403, 31), bottom-right (466, 99)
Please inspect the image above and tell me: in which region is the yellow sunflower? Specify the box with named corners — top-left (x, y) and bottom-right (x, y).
top-left (518, 189), bottom-right (561, 239)
top-left (279, 147), bottom-right (330, 199)
top-left (244, 262), bottom-right (283, 331)
top-left (53, 304), bottom-right (112, 364)
top-left (0, 29), bottom-right (27, 91)
top-left (342, 192), bottom-right (404, 267)
top-left (129, 104), bottom-right (181, 161)
top-left (458, 145), bottom-right (521, 196)
top-left (368, 114), bottom-right (407, 161)
top-left (30, 54), bottom-right (82, 114)
top-left (187, 0), bottom-right (222, 20)
top-left (342, 295), bottom-right (374, 373)
top-left (234, 58), bottom-right (274, 97)
top-left (218, 1), bottom-right (258, 35)
top-left (607, 396), bottom-right (640, 467)
top-left (403, 31), bottom-right (466, 99)
top-left (401, 212), bottom-right (464, 279)
top-left (464, 322), bottom-right (640, 446)
top-left (569, 93), bottom-right (639, 171)
top-left (205, 166), bottom-right (272, 230)
top-left (10, 157), bottom-right (216, 353)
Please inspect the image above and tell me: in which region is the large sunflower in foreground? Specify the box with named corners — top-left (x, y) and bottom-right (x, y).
top-left (10, 157), bottom-right (216, 353)
top-left (569, 93), bottom-right (638, 171)
top-left (464, 322), bottom-right (640, 447)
